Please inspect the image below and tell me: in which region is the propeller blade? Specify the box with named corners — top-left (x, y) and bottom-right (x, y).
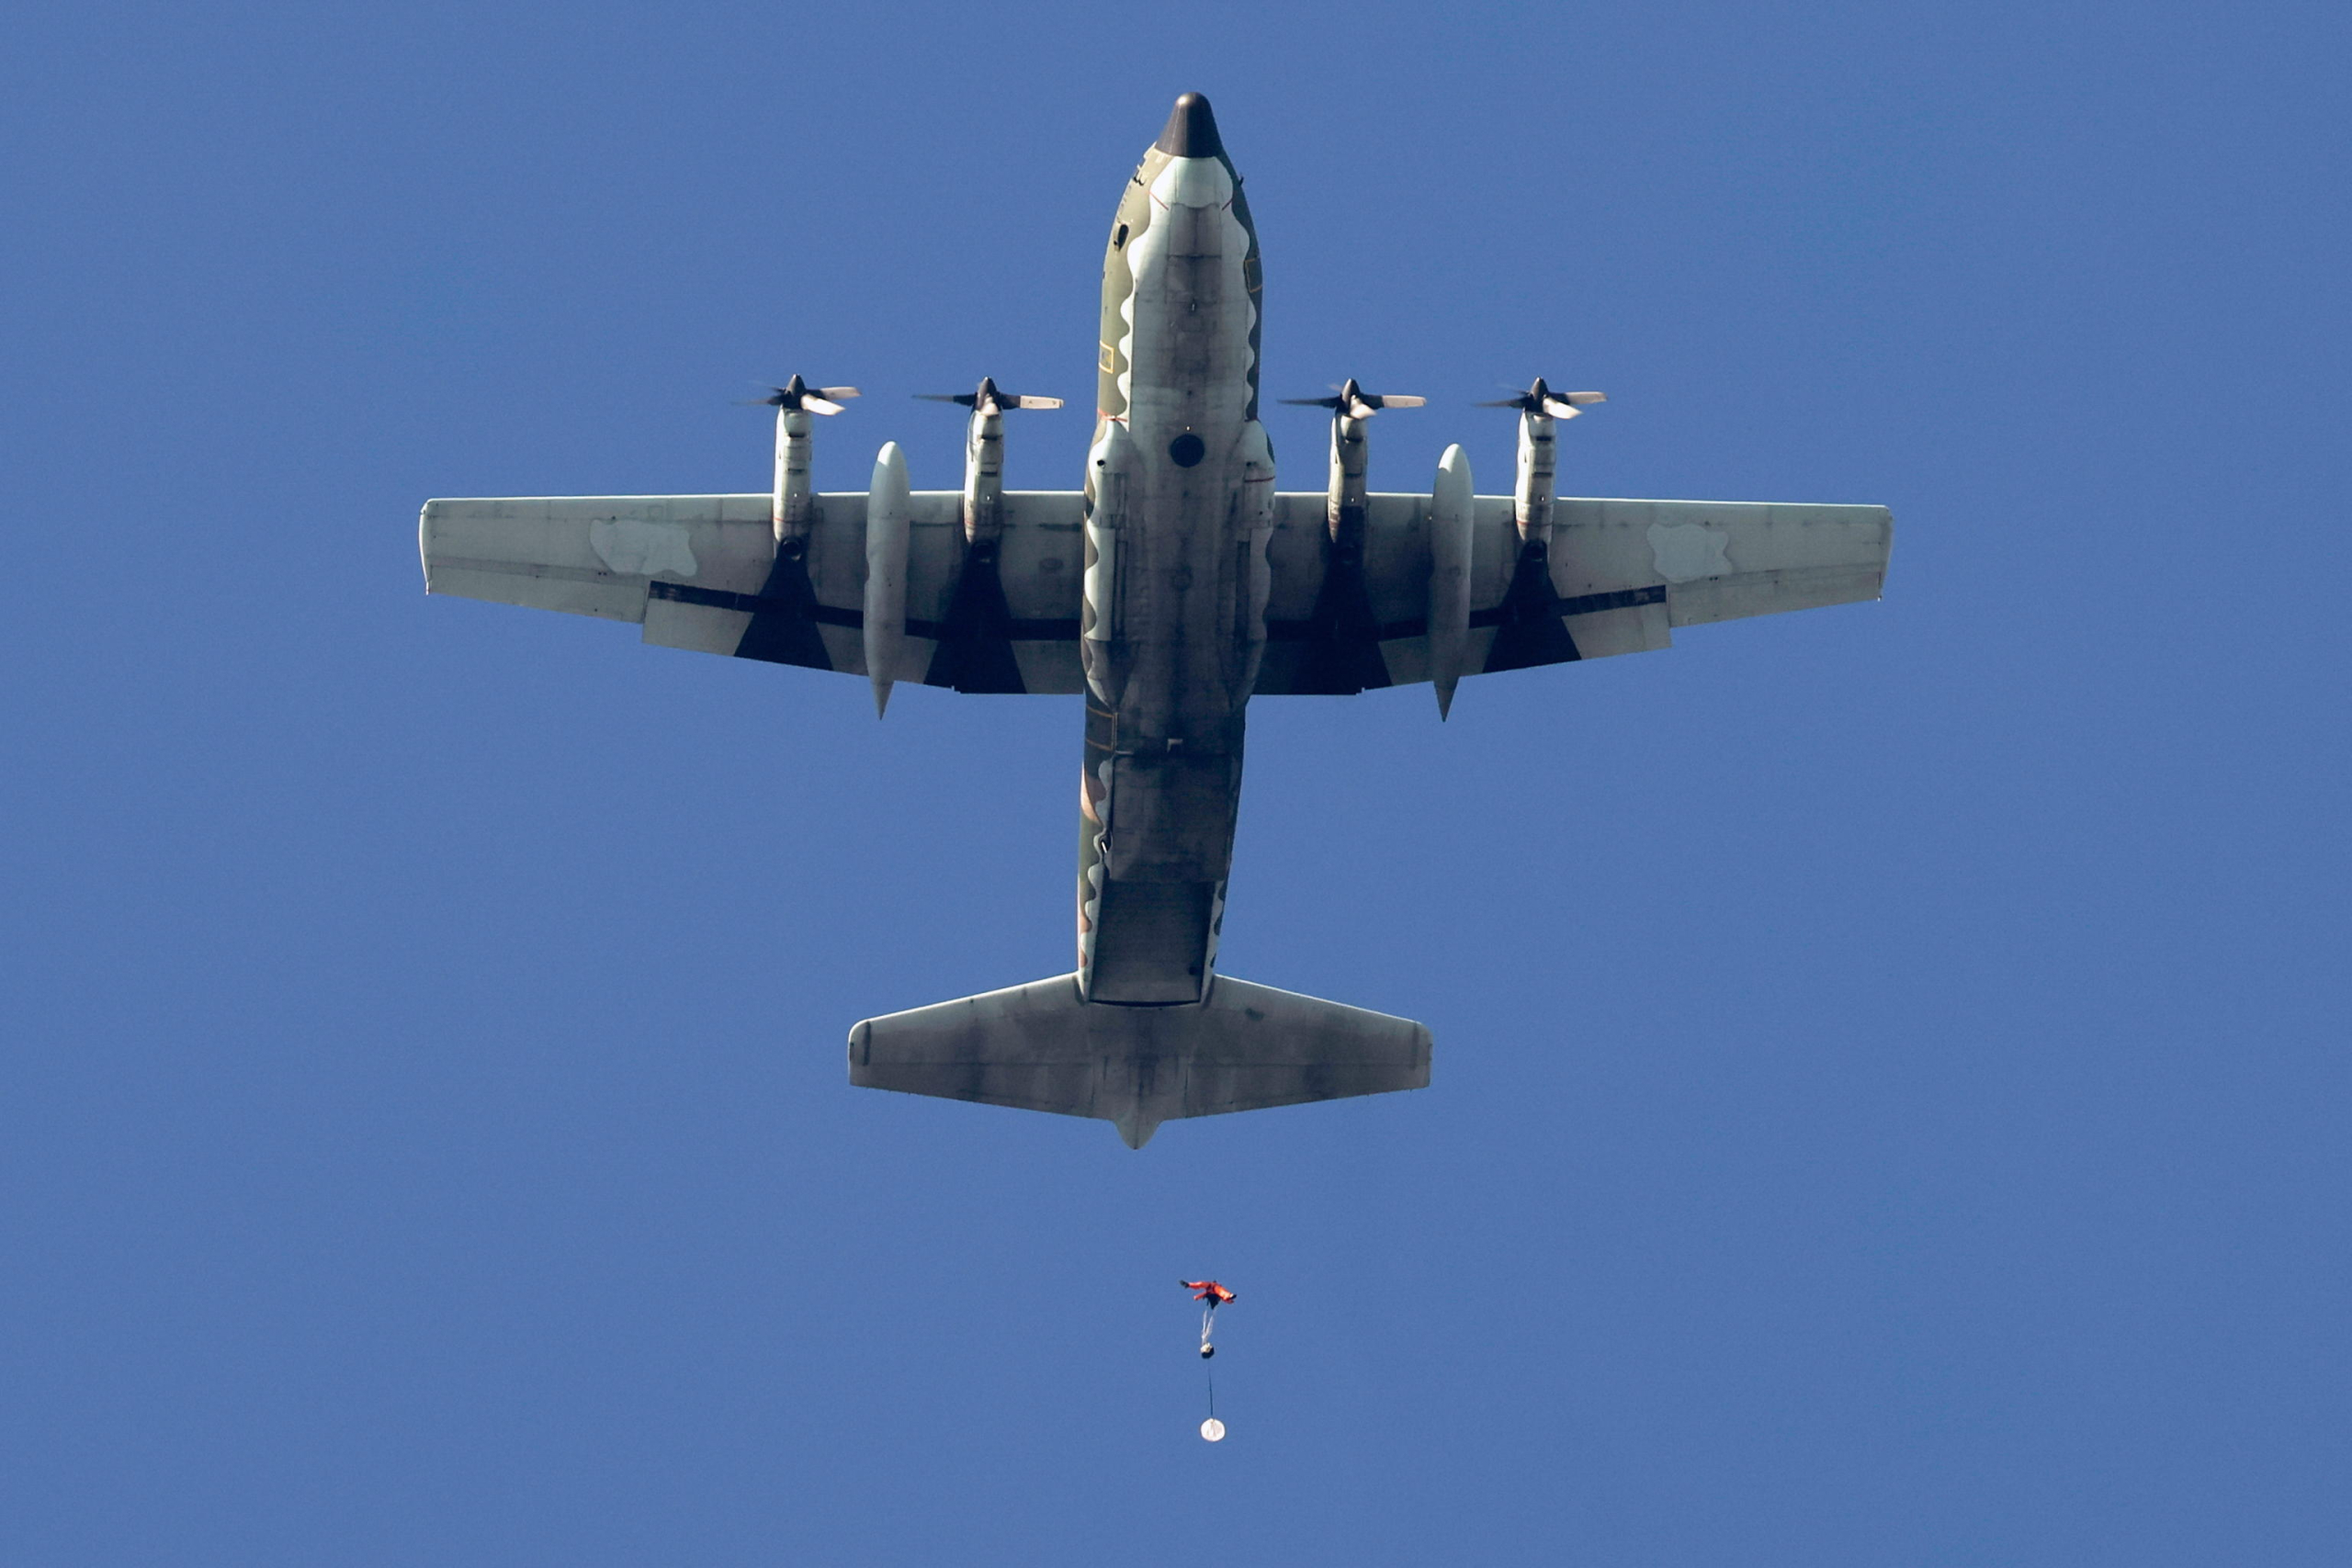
top-left (1480, 385), bottom-right (1605, 416)
top-left (1540, 390), bottom-right (1605, 418)
top-left (752, 378), bottom-right (858, 412)
top-left (919, 390), bottom-right (1061, 410)
top-left (1282, 387), bottom-right (1420, 416)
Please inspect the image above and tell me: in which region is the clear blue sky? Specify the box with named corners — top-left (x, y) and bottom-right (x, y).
top-left (6, 3), bottom-right (2346, 1563)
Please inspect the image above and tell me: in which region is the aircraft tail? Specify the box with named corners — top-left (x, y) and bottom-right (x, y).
top-left (848, 973), bottom-right (1430, 1148)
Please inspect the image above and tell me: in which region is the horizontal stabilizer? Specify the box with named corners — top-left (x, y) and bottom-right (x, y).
top-left (848, 974), bottom-right (1430, 1147)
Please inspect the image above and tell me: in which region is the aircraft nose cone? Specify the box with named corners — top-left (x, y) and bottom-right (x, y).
top-left (1156, 91), bottom-right (1224, 159)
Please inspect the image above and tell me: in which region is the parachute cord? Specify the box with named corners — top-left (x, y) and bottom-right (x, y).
top-left (1206, 1362), bottom-right (1216, 1420)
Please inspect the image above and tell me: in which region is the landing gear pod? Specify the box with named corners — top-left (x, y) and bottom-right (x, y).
top-left (1081, 420), bottom-right (1138, 705)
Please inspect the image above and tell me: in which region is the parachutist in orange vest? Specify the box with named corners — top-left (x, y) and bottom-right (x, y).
top-left (1183, 1280), bottom-right (1235, 1357)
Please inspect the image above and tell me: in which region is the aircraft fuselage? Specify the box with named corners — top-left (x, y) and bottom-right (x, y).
top-left (1077, 94), bottom-right (1271, 1006)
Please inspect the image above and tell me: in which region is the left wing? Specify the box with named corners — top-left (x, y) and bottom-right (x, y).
top-left (1253, 493), bottom-right (1893, 694)
top-left (420, 491), bottom-right (1088, 693)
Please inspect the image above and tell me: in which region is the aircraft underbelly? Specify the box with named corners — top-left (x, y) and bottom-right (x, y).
top-left (1080, 150), bottom-right (1261, 1005)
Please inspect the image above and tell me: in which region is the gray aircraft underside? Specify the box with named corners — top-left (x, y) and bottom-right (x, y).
top-left (419, 93), bottom-right (1894, 1147)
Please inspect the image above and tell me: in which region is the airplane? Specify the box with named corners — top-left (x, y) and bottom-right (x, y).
top-left (418, 92), bottom-right (1893, 1149)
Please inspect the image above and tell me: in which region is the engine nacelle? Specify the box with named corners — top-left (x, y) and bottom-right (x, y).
top-left (1325, 410), bottom-right (1369, 542)
top-left (761, 378), bottom-right (858, 544)
top-left (773, 407), bottom-right (814, 544)
top-left (1494, 379), bottom-right (1598, 543)
top-left (1513, 409), bottom-right (1556, 544)
top-left (923, 378), bottom-right (1060, 547)
top-left (962, 407), bottom-right (1005, 546)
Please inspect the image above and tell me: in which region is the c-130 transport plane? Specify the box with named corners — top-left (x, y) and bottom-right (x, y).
top-left (420, 94), bottom-right (1893, 1148)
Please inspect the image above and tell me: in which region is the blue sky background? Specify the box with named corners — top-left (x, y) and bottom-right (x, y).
top-left (5, 2), bottom-right (2346, 1563)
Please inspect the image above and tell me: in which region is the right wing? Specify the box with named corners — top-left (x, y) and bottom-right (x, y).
top-left (419, 491), bottom-right (1088, 694)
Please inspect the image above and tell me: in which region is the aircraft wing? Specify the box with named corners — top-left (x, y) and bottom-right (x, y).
top-left (1253, 494), bottom-right (1894, 694)
top-left (420, 491), bottom-right (1089, 694)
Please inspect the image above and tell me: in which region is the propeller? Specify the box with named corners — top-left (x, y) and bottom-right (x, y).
top-left (1281, 378), bottom-right (1426, 421)
top-left (1478, 378), bottom-right (1605, 420)
top-left (916, 376), bottom-right (1063, 415)
top-left (744, 375), bottom-right (861, 416)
